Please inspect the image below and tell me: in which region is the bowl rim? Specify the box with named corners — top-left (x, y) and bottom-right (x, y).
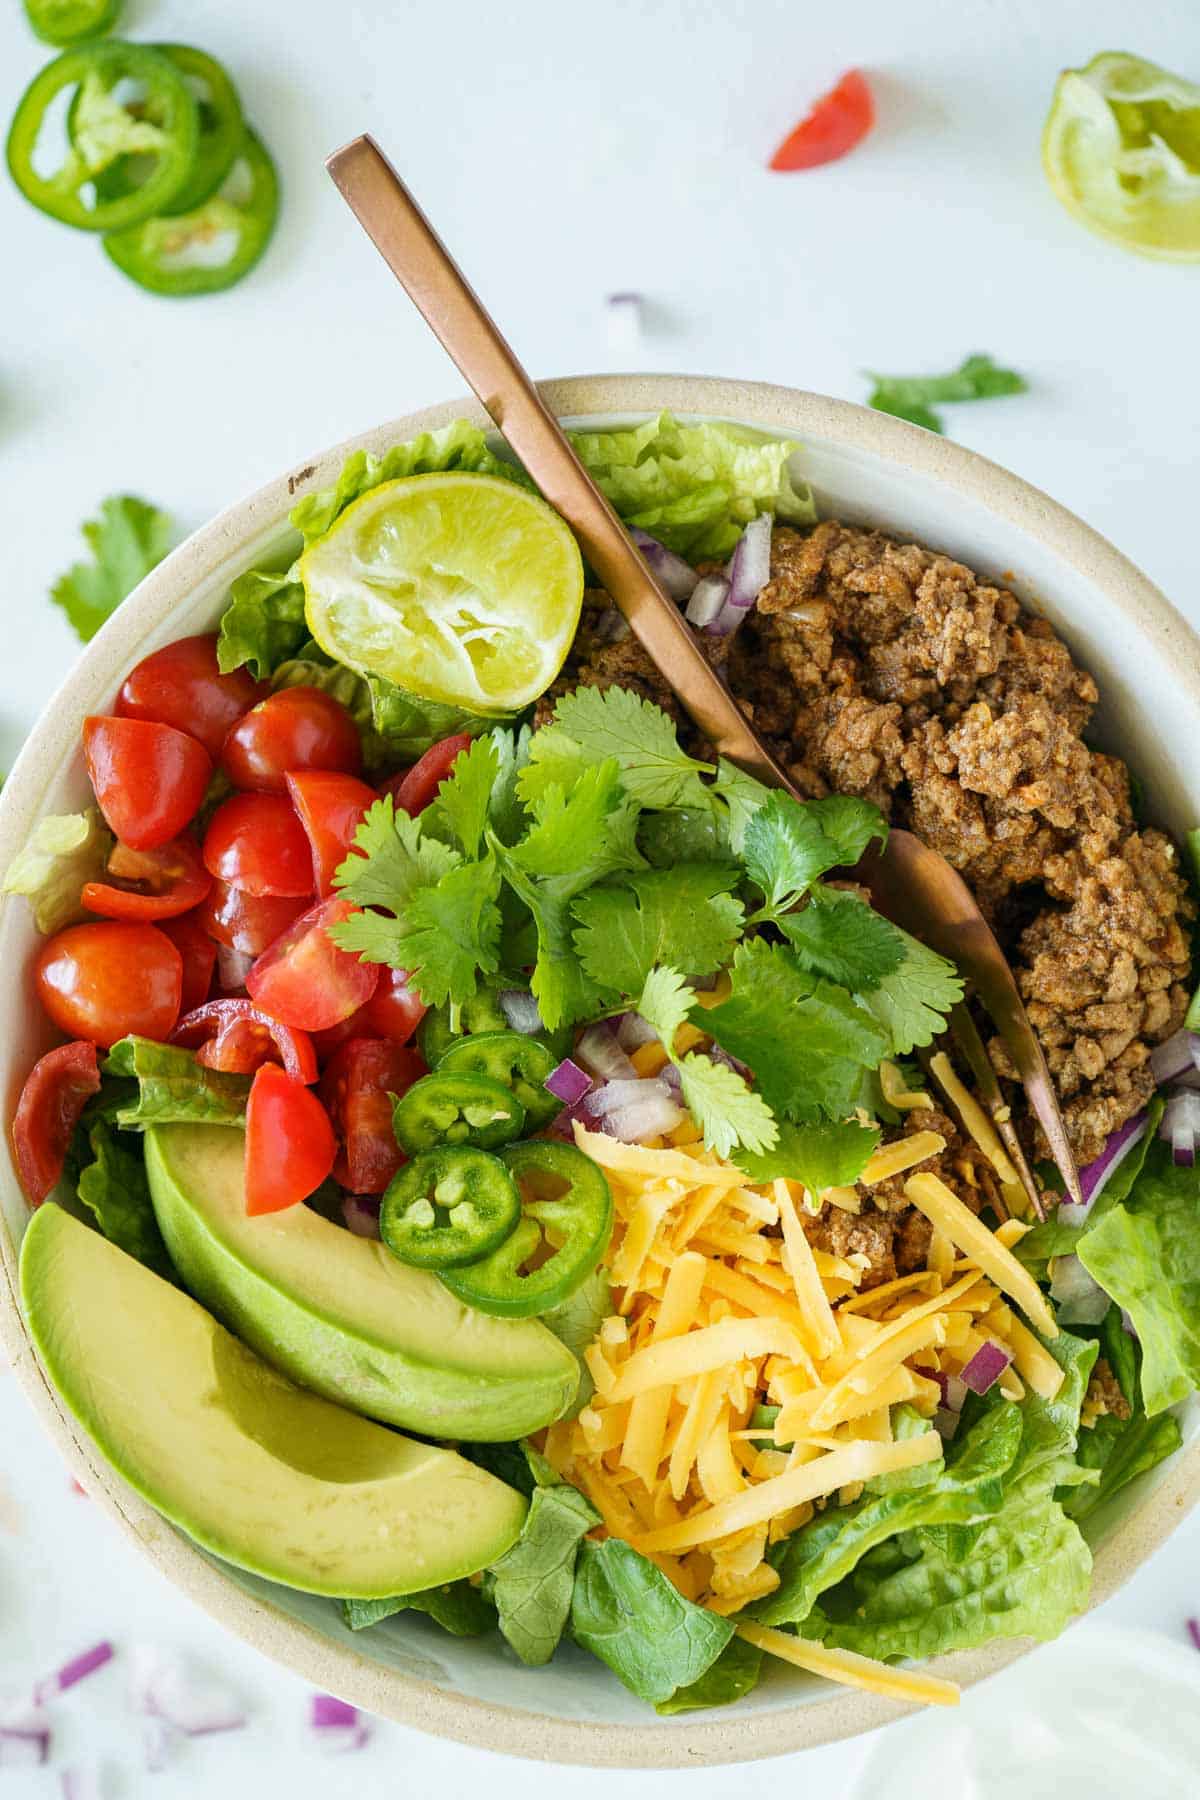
top-left (4, 371), bottom-right (1200, 1767)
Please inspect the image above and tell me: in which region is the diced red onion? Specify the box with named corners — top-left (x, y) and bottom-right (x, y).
top-left (601, 1092), bottom-right (685, 1143)
top-left (1075, 1108), bottom-right (1150, 1211)
top-left (615, 1010), bottom-right (659, 1052)
top-left (309, 1693), bottom-right (370, 1753)
top-left (943, 1373), bottom-right (968, 1413)
top-left (216, 945), bottom-right (254, 992)
top-left (33, 1641), bottom-right (113, 1706)
top-left (0, 1700), bottom-right (51, 1767)
top-left (582, 1077), bottom-right (674, 1119)
top-left (1188, 1618), bottom-right (1200, 1654)
top-left (60, 1769), bottom-right (102, 1800)
top-left (660, 1061), bottom-right (683, 1099)
top-left (342, 1195), bottom-right (381, 1239)
top-left (129, 1647), bottom-right (246, 1737)
top-left (686, 572), bottom-right (730, 629)
top-left (630, 529), bottom-right (699, 602)
top-left (933, 1406), bottom-right (960, 1442)
top-left (961, 1340), bottom-right (1015, 1396)
top-left (142, 1717), bottom-right (178, 1773)
top-left (544, 1058), bottom-right (592, 1107)
top-left (706, 1040), bottom-right (750, 1079)
top-left (499, 989), bottom-right (544, 1037)
top-left (1161, 1089), bottom-right (1200, 1166)
top-left (724, 513), bottom-right (773, 611)
top-left (1049, 1254), bottom-right (1110, 1326)
top-left (1149, 1027), bottom-right (1200, 1086)
top-left (590, 607), bottom-right (629, 645)
top-left (575, 1020), bottom-right (637, 1081)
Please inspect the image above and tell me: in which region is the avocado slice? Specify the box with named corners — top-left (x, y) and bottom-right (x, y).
top-left (145, 1124), bottom-right (578, 1440)
top-left (20, 1204), bottom-right (526, 1596)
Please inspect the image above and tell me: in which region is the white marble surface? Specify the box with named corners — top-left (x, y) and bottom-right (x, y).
top-left (3, 0), bottom-right (1200, 1792)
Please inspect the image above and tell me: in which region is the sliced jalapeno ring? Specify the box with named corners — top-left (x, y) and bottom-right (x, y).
top-left (380, 1146), bottom-right (521, 1270)
top-left (439, 1140), bottom-right (614, 1318)
top-left (420, 982), bottom-right (573, 1066)
top-left (392, 1071), bottom-right (526, 1155)
top-left (23, 0), bottom-right (120, 48)
top-left (79, 43), bottom-right (243, 215)
top-left (437, 1030), bottom-right (562, 1130)
top-left (103, 127), bottom-right (278, 297)
top-left (7, 41), bottom-right (199, 232)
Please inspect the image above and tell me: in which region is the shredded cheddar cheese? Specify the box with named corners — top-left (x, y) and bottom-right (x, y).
top-left (736, 1622), bottom-right (960, 1707)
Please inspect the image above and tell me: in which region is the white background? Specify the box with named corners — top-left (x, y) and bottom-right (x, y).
top-left (3, 0), bottom-right (1200, 1793)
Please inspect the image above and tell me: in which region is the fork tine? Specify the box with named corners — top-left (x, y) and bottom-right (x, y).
top-left (946, 1003), bottom-right (1046, 1222)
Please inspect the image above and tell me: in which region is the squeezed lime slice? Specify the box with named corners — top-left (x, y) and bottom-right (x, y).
top-left (300, 472), bottom-right (585, 713)
top-left (1043, 51), bottom-right (1200, 260)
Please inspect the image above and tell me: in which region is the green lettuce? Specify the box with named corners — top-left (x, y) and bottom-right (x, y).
top-left (3, 808), bottom-right (112, 934)
top-left (1065, 1306), bottom-right (1181, 1529)
top-left (342, 1582), bottom-right (496, 1636)
top-left (1017, 1097), bottom-right (1163, 1275)
top-left (655, 1637), bottom-right (764, 1715)
top-left (567, 412), bottom-right (816, 559)
top-left (73, 1118), bottom-right (174, 1279)
top-left (1078, 1137), bottom-right (1200, 1414)
top-left (571, 1537), bottom-right (733, 1706)
top-left (489, 1482), bottom-right (599, 1666)
top-left (103, 1037), bottom-right (250, 1129)
top-left (540, 1266), bottom-right (613, 1419)
top-left (216, 566), bottom-right (307, 679)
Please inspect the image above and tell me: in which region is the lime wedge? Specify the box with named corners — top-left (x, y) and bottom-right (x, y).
top-left (301, 472), bottom-right (585, 713)
top-left (1043, 51), bottom-right (1200, 260)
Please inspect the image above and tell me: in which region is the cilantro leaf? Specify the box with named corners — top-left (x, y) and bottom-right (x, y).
top-left (431, 733), bottom-right (501, 858)
top-left (677, 1052), bottom-right (778, 1158)
top-left (491, 840), bottom-right (610, 1031)
top-left (487, 725), bottom-right (533, 846)
top-left (572, 866), bottom-right (743, 998)
top-left (514, 759), bottom-right (640, 886)
top-left (700, 940), bottom-right (889, 1123)
top-left (866, 354), bottom-right (1026, 435)
top-left (780, 887), bottom-right (907, 991)
top-left (638, 806), bottom-right (733, 869)
top-left (51, 495), bottom-right (175, 643)
top-left (857, 929), bottom-right (964, 1055)
top-left (743, 793), bottom-right (886, 917)
top-left (711, 759), bottom-right (771, 852)
top-left (532, 688), bottom-right (713, 810)
top-left (636, 965), bottom-right (695, 1049)
top-left (333, 858), bottom-right (502, 1006)
top-left (333, 796), bottom-right (460, 909)
top-left (804, 796), bottom-right (889, 867)
top-left (738, 1119), bottom-right (881, 1190)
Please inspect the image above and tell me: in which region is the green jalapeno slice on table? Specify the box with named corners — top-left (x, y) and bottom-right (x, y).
top-left (437, 1029), bottom-right (563, 1131)
top-left (392, 1071), bottom-right (526, 1155)
top-left (439, 1140), bottom-right (614, 1318)
top-left (23, 0), bottom-right (120, 48)
top-left (380, 1145), bottom-right (521, 1270)
top-left (81, 44), bottom-right (244, 215)
top-left (7, 41), bottom-right (199, 231)
top-left (102, 126), bottom-right (278, 296)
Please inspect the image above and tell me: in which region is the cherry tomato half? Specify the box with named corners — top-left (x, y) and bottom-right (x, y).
top-left (117, 633), bottom-right (267, 758)
top-left (319, 1038), bottom-right (423, 1193)
top-left (286, 769), bottom-right (377, 897)
top-left (246, 894), bottom-right (378, 1032)
top-left (768, 69), bottom-right (875, 172)
top-left (35, 921), bottom-right (183, 1048)
top-left (221, 686), bottom-right (362, 793)
top-left (82, 835), bottom-right (211, 922)
top-left (380, 732), bottom-right (472, 817)
top-left (312, 966), bottom-right (428, 1059)
top-left (202, 792), bottom-right (314, 897)
top-left (244, 1062), bottom-right (336, 1215)
top-left (197, 879), bottom-right (307, 956)
top-left (159, 908), bottom-right (218, 1014)
top-left (173, 999), bottom-right (318, 1084)
top-left (84, 715), bottom-right (212, 851)
top-left (12, 1041), bottom-right (101, 1206)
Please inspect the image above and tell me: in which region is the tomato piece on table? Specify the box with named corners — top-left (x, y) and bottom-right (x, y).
top-left (202, 792), bottom-right (314, 898)
top-left (319, 1038), bottom-right (424, 1193)
top-left (768, 69), bottom-right (875, 171)
top-left (244, 1063), bottom-right (336, 1215)
top-left (158, 908), bottom-right (218, 1013)
top-left (285, 769), bottom-right (377, 897)
top-left (117, 633), bottom-right (266, 758)
top-left (246, 895), bottom-right (378, 1032)
top-left (84, 715), bottom-right (212, 851)
top-left (380, 733), bottom-right (472, 817)
top-left (35, 921), bottom-right (182, 1047)
top-left (197, 879), bottom-right (307, 957)
top-left (220, 686), bottom-right (362, 793)
top-left (12, 1041), bottom-right (101, 1206)
top-left (173, 999), bottom-right (318, 1084)
top-left (81, 834), bottom-right (211, 921)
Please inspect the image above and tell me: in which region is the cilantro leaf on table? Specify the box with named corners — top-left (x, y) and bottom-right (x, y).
top-left (489, 1482), bottom-right (599, 1667)
top-left (333, 857), bottom-right (503, 1007)
top-left (677, 1052), bottom-right (777, 1158)
top-left (866, 354), bottom-right (1027, 434)
top-left (743, 792), bottom-right (886, 919)
top-left (216, 566), bottom-right (308, 677)
top-left (571, 1536), bottom-right (733, 1706)
top-left (738, 1119), bottom-right (881, 1191)
top-left (855, 927), bottom-right (964, 1055)
top-left (51, 495), bottom-right (175, 643)
top-left (529, 688), bottom-right (713, 811)
top-left (700, 940), bottom-right (889, 1123)
top-left (780, 887), bottom-right (907, 991)
top-left (333, 797), bottom-right (460, 910)
top-left (571, 866), bottom-right (743, 997)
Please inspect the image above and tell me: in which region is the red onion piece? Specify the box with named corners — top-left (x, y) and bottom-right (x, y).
top-left (615, 1010), bottom-right (658, 1052)
top-left (686, 572), bottom-right (730, 629)
top-left (1161, 1089), bottom-right (1200, 1166)
top-left (960, 1340), bottom-right (1014, 1396)
top-left (630, 529), bottom-right (699, 602)
top-left (943, 1372), bottom-right (968, 1413)
top-left (342, 1195), bottom-right (382, 1239)
top-left (598, 1088), bottom-right (685, 1143)
top-left (575, 1021), bottom-right (637, 1082)
top-left (1189, 1619), bottom-right (1200, 1654)
top-left (309, 1693), bottom-right (370, 1753)
top-left (0, 1700), bottom-right (51, 1767)
top-left (545, 1058), bottom-right (592, 1106)
top-left (583, 1076), bottom-right (674, 1119)
top-left (1078, 1108), bottom-right (1150, 1206)
top-left (60, 1769), bottom-right (102, 1800)
top-left (498, 989), bottom-right (544, 1037)
top-left (129, 1647), bottom-right (246, 1737)
top-left (1149, 1027), bottom-right (1200, 1086)
top-left (32, 1641), bottom-right (113, 1707)
top-left (590, 607), bottom-right (629, 645)
top-left (724, 513), bottom-right (773, 610)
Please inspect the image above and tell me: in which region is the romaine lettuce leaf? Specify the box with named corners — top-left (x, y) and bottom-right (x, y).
top-left (74, 1118), bottom-right (174, 1279)
top-left (342, 1582), bottom-right (496, 1636)
top-left (103, 1037), bottom-right (251, 1129)
top-left (1017, 1097), bottom-right (1163, 1275)
top-left (3, 808), bottom-right (112, 934)
top-left (571, 1537), bottom-right (734, 1706)
top-left (489, 1482), bottom-right (599, 1666)
top-left (655, 1637), bottom-right (764, 1715)
top-left (216, 567), bottom-right (307, 678)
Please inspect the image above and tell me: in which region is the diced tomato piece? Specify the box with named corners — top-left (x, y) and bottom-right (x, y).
top-left (117, 634), bottom-right (267, 758)
top-left (319, 1038), bottom-right (423, 1193)
top-left (221, 686), bottom-right (362, 793)
top-left (380, 732), bottom-right (473, 816)
top-left (768, 69), bottom-right (875, 171)
top-left (202, 792), bottom-right (314, 898)
top-left (246, 895), bottom-right (378, 1032)
top-left (158, 908), bottom-right (218, 1013)
top-left (12, 1041), bottom-right (101, 1205)
top-left (312, 967), bottom-right (427, 1059)
top-left (197, 879), bottom-right (307, 956)
top-left (286, 769), bottom-right (378, 897)
top-left (35, 921), bottom-right (182, 1048)
top-left (244, 1063), bottom-right (336, 1214)
top-left (81, 834), bottom-right (211, 921)
top-left (173, 999), bottom-right (318, 1084)
top-left (83, 716), bottom-right (212, 851)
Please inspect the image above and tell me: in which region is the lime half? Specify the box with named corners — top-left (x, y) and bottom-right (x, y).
top-left (301, 472), bottom-right (585, 713)
top-left (1043, 51), bottom-right (1200, 260)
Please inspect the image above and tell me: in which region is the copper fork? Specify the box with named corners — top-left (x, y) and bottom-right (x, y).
top-left (323, 133), bottom-right (1079, 1215)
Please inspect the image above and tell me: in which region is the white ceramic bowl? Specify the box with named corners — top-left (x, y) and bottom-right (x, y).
top-left (2, 375), bottom-right (1199, 1768)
